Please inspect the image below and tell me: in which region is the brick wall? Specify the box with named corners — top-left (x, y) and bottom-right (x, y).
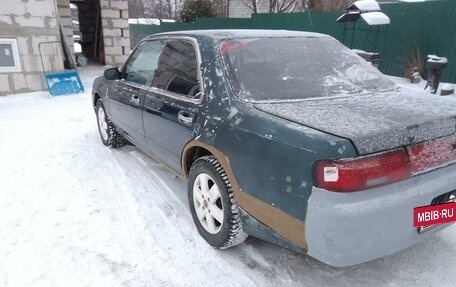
top-left (57, 0), bottom-right (75, 63)
top-left (100, 0), bottom-right (130, 66)
top-left (0, 0), bottom-right (64, 95)
top-left (1, 0), bottom-right (131, 95)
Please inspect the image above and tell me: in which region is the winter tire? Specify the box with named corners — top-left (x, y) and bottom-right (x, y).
top-left (188, 156), bottom-right (248, 249)
top-left (95, 100), bottom-right (124, 148)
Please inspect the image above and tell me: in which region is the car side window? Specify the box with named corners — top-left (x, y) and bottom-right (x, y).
top-left (152, 39), bottom-right (200, 98)
top-left (123, 40), bottom-right (165, 86)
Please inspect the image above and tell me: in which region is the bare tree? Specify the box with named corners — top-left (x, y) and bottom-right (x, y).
top-left (239, 0), bottom-right (350, 13)
top-left (307, 0), bottom-right (351, 12)
top-left (128, 0), bottom-right (145, 18)
top-left (240, 0), bottom-right (299, 13)
top-left (239, 0), bottom-right (260, 13)
top-left (213, 0), bottom-right (228, 16)
top-left (128, 0), bottom-right (182, 19)
top-left (269, 0), bottom-right (299, 12)
top-left (130, 0), bottom-right (230, 20)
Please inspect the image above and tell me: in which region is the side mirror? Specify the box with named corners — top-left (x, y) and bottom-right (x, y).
top-left (104, 67), bottom-right (121, 80)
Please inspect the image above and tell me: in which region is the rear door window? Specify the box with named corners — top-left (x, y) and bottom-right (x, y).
top-left (152, 39), bottom-right (200, 99)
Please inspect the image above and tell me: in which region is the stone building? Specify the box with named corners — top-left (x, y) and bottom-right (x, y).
top-left (0, 0), bottom-right (131, 95)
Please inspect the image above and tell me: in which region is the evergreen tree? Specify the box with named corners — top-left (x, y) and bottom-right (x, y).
top-left (180, 0), bottom-right (214, 22)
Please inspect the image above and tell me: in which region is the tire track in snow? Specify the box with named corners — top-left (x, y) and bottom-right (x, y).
top-left (111, 150), bottom-right (257, 286)
top-left (86, 133), bottom-right (164, 287)
top-left (121, 150), bottom-right (293, 285)
top-left (86, 132), bottom-right (259, 286)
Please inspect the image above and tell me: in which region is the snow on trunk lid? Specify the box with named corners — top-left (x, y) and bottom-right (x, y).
top-left (254, 90), bottom-right (456, 155)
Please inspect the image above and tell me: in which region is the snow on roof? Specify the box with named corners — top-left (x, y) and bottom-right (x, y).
top-left (361, 12), bottom-right (390, 25)
top-left (427, 55), bottom-right (448, 64)
top-left (348, 0), bottom-right (381, 12)
top-left (128, 18), bottom-right (176, 25)
top-left (336, 11), bottom-right (361, 23)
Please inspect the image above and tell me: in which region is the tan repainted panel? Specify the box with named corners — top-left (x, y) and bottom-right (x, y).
top-left (182, 140), bottom-right (307, 250)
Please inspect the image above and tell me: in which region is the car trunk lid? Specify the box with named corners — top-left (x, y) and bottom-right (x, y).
top-left (254, 91), bottom-right (456, 155)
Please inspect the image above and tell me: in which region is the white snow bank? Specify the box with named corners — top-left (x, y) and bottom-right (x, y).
top-left (128, 18), bottom-right (176, 25)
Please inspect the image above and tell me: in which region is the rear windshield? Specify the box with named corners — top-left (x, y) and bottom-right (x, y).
top-left (220, 37), bottom-right (395, 101)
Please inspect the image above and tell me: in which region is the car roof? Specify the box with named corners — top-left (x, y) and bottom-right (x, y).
top-left (148, 29), bottom-right (330, 40)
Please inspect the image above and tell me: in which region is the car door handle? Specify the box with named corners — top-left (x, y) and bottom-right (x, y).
top-left (178, 111), bottom-right (195, 127)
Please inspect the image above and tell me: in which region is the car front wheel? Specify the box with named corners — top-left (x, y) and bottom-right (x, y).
top-left (95, 100), bottom-right (124, 148)
top-left (188, 156), bottom-right (248, 249)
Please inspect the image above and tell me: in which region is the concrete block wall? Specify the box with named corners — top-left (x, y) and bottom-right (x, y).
top-left (57, 0), bottom-right (75, 63)
top-left (100, 0), bottom-right (130, 66)
top-left (0, 0), bottom-right (64, 95)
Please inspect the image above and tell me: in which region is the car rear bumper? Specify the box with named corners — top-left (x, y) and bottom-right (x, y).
top-left (305, 163), bottom-right (456, 267)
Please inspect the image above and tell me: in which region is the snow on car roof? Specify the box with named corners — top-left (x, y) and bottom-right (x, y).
top-left (150, 29), bottom-right (330, 40)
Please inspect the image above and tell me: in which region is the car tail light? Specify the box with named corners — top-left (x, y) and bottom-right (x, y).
top-left (315, 149), bottom-right (411, 192)
top-left (408, 135), bottom-right (456, 175)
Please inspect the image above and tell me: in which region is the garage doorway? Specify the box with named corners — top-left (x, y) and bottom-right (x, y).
top-left (70, 0), bottom-right (105, 64)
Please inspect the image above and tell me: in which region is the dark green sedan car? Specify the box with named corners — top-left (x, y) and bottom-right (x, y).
top-left (92, 30), bottom-right (456, 267)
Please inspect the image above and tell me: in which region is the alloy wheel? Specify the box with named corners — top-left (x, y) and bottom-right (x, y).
top-left (193, 173), bottom-right (224, 234)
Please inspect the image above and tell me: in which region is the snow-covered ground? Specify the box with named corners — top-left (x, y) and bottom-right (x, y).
top-left (1, 65), bottom-right (456, 287)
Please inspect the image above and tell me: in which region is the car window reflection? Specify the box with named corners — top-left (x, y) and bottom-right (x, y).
top-left (123, 40), bottom-right (164, 86)
top-left (153, 40), bottom-right (199, 98)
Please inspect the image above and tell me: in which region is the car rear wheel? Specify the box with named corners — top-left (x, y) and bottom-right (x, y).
top-left (95, 100), bottom-right (124, 148)
top-left (188, 156), bottom-right (248, 249)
